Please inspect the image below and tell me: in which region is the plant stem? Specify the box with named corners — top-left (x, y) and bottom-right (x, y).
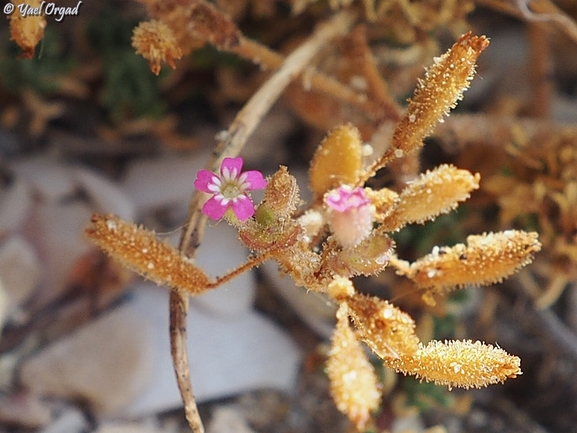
top-left (171, 11), bottom-right (357, 433)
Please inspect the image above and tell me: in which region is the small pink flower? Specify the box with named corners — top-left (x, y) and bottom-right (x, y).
top-left (194, 157), bottom-right (266, 221)
top-left (325, 185), bottom-right (373, 248)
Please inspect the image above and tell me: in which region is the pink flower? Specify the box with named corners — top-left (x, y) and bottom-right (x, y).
top-left (325, 185), bottom-right (373, 248)
top-left (194, 157), bottom-right (267, 221)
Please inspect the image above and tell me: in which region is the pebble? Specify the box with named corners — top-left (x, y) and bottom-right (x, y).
top-left (124, 284), bottom-right (301, 418)
top-left (0, 179), bottom-right (33, 236)
top-left (93, 422), bottom-right (160, 433)
top-left (207, 406), bottom-right (256, 433)
top-left (72, 166), bottom-right (136, 221)
top-left (32, 201), bottom-right (93, 307)
top-left (0, 235), bottom-right (42, 317)
top-left (120, 153), bottom-right (207, 212)
top-left (0, 280), bottom-right (6, 335)
top-left (187, 223), bottom-right (255, 317)
top-left (0, 391), bottom-right (52, 429)
top-left (38, 408), bottom-right (89, 433)
top-left (261, 261), bottom-right (335, 338)
top-left (20, 305), bottom-right (155, 417)
top-left (12, 155), bottom-right (76, 202)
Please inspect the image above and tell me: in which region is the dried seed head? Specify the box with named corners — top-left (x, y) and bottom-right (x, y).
top-left (9, 0), bottom-right (46, 59)
top-left (238, 167), bottom-right (301, 252)
top-left (261, 166), bottom-right (300, 219)
top-left (132, 19), bottom-right (182, 75)
top-left (143, 0), bottom-right (240, 54)
top-left (310, 124), bottom-right (363, 197)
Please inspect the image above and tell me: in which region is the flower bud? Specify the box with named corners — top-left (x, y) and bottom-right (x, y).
top-left (325, 186), bottom-right (373, 249)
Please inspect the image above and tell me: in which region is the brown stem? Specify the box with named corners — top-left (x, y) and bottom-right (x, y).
top-left (171, 11), bottom-right (357, 433)
top-left (207, 249), bottom-right (277, 289)
top-left (169, 292), bottom-right (204, 433)
top-left (477, 0), bottom-right (577, 45)
top-left (232, 36), bottom-right (386, 120)
top-left (527, 22), bottom-right (553, 118)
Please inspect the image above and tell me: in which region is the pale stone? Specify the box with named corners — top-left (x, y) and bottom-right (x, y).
top-left (72, 166), bottom-right (136, 221)
top-left (187, 224), bottom-right (255, 317)
top-left (0, 392), bottom-right (52, 429)
top-left (0, 179), bottom-right (33, 235)
top-left (207, 406), bottom-right (256, 433)
top-left (0, 236), bottom-right (42, 315)
top-left (38, 408), bottom-right (88, 433)
top-left (237, 106), bottom-right (293, 168)
top-left (120, 153), bottom-right (207, 211)
top-left (12, 155), bottom-right (76, 202)
top-left (33, 201), bottom-right (93, 307)
top-left (93, 423), bottom-right (159, 433)
top-left (20, 305), bottom-right (155, 416)
top-left (123, 284), bottom-right (301, 418)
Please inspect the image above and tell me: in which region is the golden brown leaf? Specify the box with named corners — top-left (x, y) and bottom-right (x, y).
top-left (392, 32), bottom-right (489, 155)
top-left (309, 124), bottom-right (363, 197)
top-left (85, 214), bottom-right (210, 295)
top-left (327, 304), bottom-right (381, 431)
top-left (360, 32), bottom-right (489, 183)
top-left (381, 164), bottom-right (480, 231)
top-left (328, 277), bottom-right (420, 358)
top-left (385, 340), bottom-right (522, 389)
top-left (397, 230), bottom-right (541, 303)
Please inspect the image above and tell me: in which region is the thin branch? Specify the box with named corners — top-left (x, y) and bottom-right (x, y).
top-left (431, 113), bottom-right (577, 153)
top-left (516, 0), bottom-right (577, 44)
top-left (170, 11), bottom-right (357, 433)
top-left (233, 38), bottom-right (389, 119)
top-left (477, 0), bottom-right (577, 45)
top-left (527, 22), bottom-right (553, 118)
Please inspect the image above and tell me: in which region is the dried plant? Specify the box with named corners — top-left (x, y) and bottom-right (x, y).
top-left (85, 29), bottom-right (542, 432)
top-left (8, 0), bottom-right (46, 59)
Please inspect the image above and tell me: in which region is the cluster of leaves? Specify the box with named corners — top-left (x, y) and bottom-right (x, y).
top-left (86, 31), bottom-right (541, 431)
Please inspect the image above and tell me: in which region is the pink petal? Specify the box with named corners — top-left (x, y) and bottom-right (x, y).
top-left (221, 157), bottom-right (243, 177)
top-left (194, 170), bottom-right (219, 193)
top-left (243, 170), bottom-right (267, 190)
top-left (202, 196), bottom-right (229, 220)
top-left (231, 195), bottom-right (255, 221)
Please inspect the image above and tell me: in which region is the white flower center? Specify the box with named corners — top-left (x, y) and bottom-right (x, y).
top-left (221, 181), bottom-right (242, 199)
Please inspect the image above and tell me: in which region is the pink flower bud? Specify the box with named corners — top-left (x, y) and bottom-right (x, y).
top-left (325, 186), bottom-right (373, 248)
